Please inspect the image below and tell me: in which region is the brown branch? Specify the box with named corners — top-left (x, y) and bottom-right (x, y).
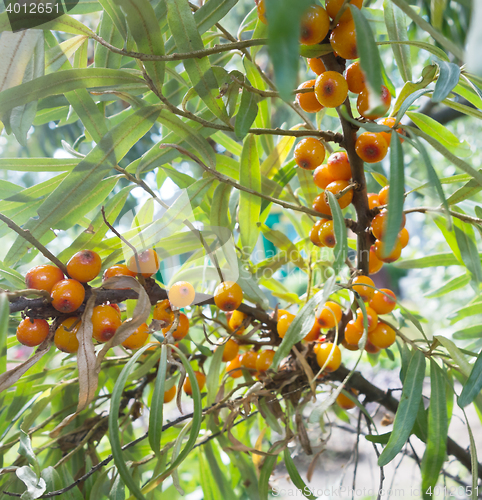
top-left (404, 206), bottom-right (482, 225)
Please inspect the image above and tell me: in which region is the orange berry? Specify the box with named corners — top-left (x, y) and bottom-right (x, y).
top-left (227, 355), bottom-right (243, 378)
top-left (313, 193), bottom-right (332, 216)
top-left (345, 61), bottom-right (366, 94)
top-left (368, 246), bottom-right (384, 275)
top-left (184, 370), bottom-right (206, 395)
top-left (355, 132), bottom-right (388, 163)
top-left (326, 0), bottom-right (363, 23)
top-left (313, 164), bottom-right (336, 189)
top-left (310, 219), bottom-right (328, 247)
top-left (327, 151), bottom-right (352, 181)
top-left (168, 281), bottom-right (195, 308)
top-left (342, 339), bottom-right (359, 351)
top-left (54, 317), bottom-right (80, 353)
top-left (325, 179), bottom-right (353, 209)
top-left (371, 210), bottom-right (406, 240)
top-left (353, 306), bottom-right (379, 332)
top-left (352, 276), bottom-right (375, 301)
top-left (314, 71), bottom-right (348, 108)
top-left (367, 193), bottom-right (380, 210)
top-left (365, 340), bottom-right (381, 353)
top-left (369, 289), bottom-right (396, 315)
top-left (91, 304), bottom-right (122, 343)
top-left (51, 279), bottom-right (85, 313)
top-left (67, 250), bottom-right (102, 283)
top-left (316, 301), bottom-right (342, 329)
top-left (220, 338), bottom-right (239, 362)
top-left (357, 86), bottom-right (391, 120)
top-left (316, 342), bottom-right (342, 372)
top-left (344, 319), bottom-right (363, 345)
top-left (318, 220), bottom-right (336, 248)
top-left (122, 322), bottom-right (149, 350)
top-left (296, 80), bottom-right (323, 113)
top-left (256, 349), bottom-right (276, 372)
top-left (102, 264), bottom-right (137, 282)
top-left (379, 117), bottom-right (405, 145)
top-left (163, 385), bottom-right (176, 403)
top-left (228, 310), bottom-right (248, 335)
top-left (127, 249), bottom-right (159, 278)
top-left (16, 318), bottom-right (49, 347)
top-left (374, 239), bottom-right (402, 263)
top-left (304, 319), bottom-right (321, 342)
top-left (336, 388), bottom-right (359, 410)
top-left (294, 137), bottom-right (326, 170)
top-left (25, 265), bottom-right (64, 293)
top-left (300, 5), bottom-right (330, 45)
top-left (108, 303), bottom-right (122, 317)
top-left (153, 299), bottom-right (174, 327)
top-left (398, 227), bottom-right (409, 248)
top-left (378, 185), bottom-right (389, 206)
top-left (241, 350), bottom-right (259, 371)
top-left (307, 57), bottom-right (326, 75)
top-left (368, 322), bottom-right (396, 349)
top-left (214, 281), bottom-right (243, 311)
top-left (277, 312), bottom-right (296, 338)
top-left (162, 313), bottom-right (190, 340)
top-left (257, 0), bottom-right (267, 24)
top-left (330, 21), bottom-right (357, 60)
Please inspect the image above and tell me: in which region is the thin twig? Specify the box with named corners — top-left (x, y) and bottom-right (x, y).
top-left (404, 206), bottom-right (482, 225)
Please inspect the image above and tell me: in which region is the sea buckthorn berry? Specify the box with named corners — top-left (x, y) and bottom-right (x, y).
top-left (310, 219), bottom-right (328, 247)
top-left (220, 338), bottom-right (239, 362)
top-left (368, 322), bottom-right (396, 349)
top-left (25, 265), bottom-right (64, 293)
top-left (374, 239), bottom-right (402, 263)
top-left (214, 281), bottom-right (243, 311)
top-left (92, 305), bottom-right (122, 343)
top-left (369, 289), bottom-right (396, 315)
top-left (357, 86), bottom-right (391, 120)
top-left (379, 117), bottom-right (406, 145)
top-left (336, 388), bottom-right (359, 410)
top-left (241, 350), bottom-right (259, 371)
top-left (365, 340), bottom-right (381, 353)
top-left (164, 385), bottom-right (176, 404)
top-left (153, 299), bottom-right (174, 327)
top-left (102, 264), bottom-right (137, 282)
top-left (342, 339), bottom-right (359, 351)
top-left (108, 303), bottom-right (121, 317)
top-left (294, 137), bottom-right (326, 170)
top-left (318, 220), bottom-right (336, 248)
top-left (304, 319), bottom-right (321, 342)
top-left (169, 281), bottom-right (195, 308)
top-left (127, 249), bottom-right (159, 278)
top-left (313, 164), bottom-right (336, 189)
top-left (368, 246), bottom-right (384, 275)
top-left (355, 132), bottom-right (388, 163)
top-left (122, 322), bottom-right (149, 350)
top-left (316, 301), bottom-right (342, 329)
top-left (308, 57), bottom-right (326, 75)
top-left (316, 342), bottom-right (342, 372)
top-left (184, 371), bottom-right (206, 395)
top-left (300, 5), bottom-right (330, 45)
top-left (51, 279), bottom-right (85, 313)
top-left (325, 179), bottom-right (353, 209)
top-left (256, 349), bottom-right (276, 372)
top-left (229, 310), bottom-right (248, 334)
top-left (352, 276), bottom-right (375, 301)
top-left (344, 319), bottom-right (363, 345)
top-left (277, 312), bottom-right (296, 338)
top-left (54, 317), bottom-right (80, 353)
top-left (330, 21), bottom-right (357, 60)
top-left (378, 185), bottom-right (390, 206)
top-left (296, 80), bottom-right (323, 113)
top-left (367, 193), bottom-right (380, 210)
top-left (354, 306), bottom-right (379, 332)
top-left (257, 0), bottom-right (267, 24)
top-left (326, 0), bottom-right (363, 23)
top-left (371, 210), bottom-right (406, 240)
top-left (327, 151), bottom-right (352, 181)
top-left (162, 312), bottom-right (190, 340)
top-left (345, 61), bottom-right (366, 94)
top-left (227, 355), bottom-right (243, 378)
top-left (313, 193), bottom-right (332, 216)
top-left (16, 318), bottom-right (49, 347)
top-left (398, 227), bottom-right (410, 248)
top-left (67, 250), bottom-right (102, 283)
top-left (314, 71), bottom-right (349, 108)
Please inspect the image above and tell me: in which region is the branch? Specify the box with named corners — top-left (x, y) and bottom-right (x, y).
top-left (404, 206), bottom-right (482, 225)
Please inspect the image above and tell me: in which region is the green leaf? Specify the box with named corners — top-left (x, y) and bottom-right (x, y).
top-left (383, 0), bottom-right (411, 82)
top-left (365, 432), bottom-right (391, 445)
top-left (234, 88), bottom-right (259, 140)
top-left (377, 40), bottom-right (449, 62)
top-left (283, 449), bottom-right (317, 499)
top-left (98, 0), bottom-right (128, 39)
top-left (432, 60), bottom-right (461, 103)
top-left (378, 349), bottom-right (426, 466)
top-left (206, 342), bottom-right (224, 406)
top-left (0, 293), bottom-right (8, 406)
top-left (210, 183), bottom-right (233, 230)
top-left (327, 191), bottom-right (348, 274)
top-left (453, 218), bottom-right (482, 285)
top-left (18, 430), bottom-right (40, 478)
top-left (424, 273), bottom-right (470, 298)
top-left (16, 465), bottom-right (46, 500)
top-left (462, 409), bottom-right (478, 500)
top-left (453, 325), bottom-right (482, 340)
top-left (148, 344), bottom-right (168, 456)
top-left (0, 157), bottom-right (78, 172)
top-left (394, 252), bottom-right (460, 269)
top-left (199, 447), bottom-right (223, 500)
top-left (259, 445), bottom-right (282, 500)
top-left (458, 350), bottom-right (482, 408)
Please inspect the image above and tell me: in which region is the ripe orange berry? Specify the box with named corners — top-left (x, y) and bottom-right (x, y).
top-left (398, 227), bottom-right (410, 248)
top-left (379, 117), bottom-right (405, 145)
top-left (164, 385), bottom-right (176, 403)
top-left (367, 193), bottom-right (380, 210)
top-left (127, 249), bottom-right (159, 278)
top-left (25, 265), bottom-right (64, 293)
top-left (102, 264), bottom-right (137, 282)
top-left (122, 322), bottom-right (149, 350)
top-left (256, 349), bottom-right (276, 372)
top-left (318, 220), bottom-right (336, 248)
top-left (296, 80), bottom-right (323, 113)
top-left (314, 71), bottom-right (348, 108)
top-left (369, 289), bottom-right (396, 315)
top-left (67, 250), bottom-right (102, 283)
top-left (330, 21), bottom-right (357, 60)
top-left (378, 185), bottom-right (389, 206)
top-left (184, 370), bottom-right (206, 395)
top-left (16, 318), bottom-right (49, 347)
top-left (345, 61), bottom-right (366, 94)
top-left (310, 219), bottom-right (328, 247)
top-left (214, 281), bottom-right (243, 311)
top-left (371, 210), bottom-right (406, 240)
top-left (54, 317), bottom-right (80, 353)
top-left (342, 339), bottom-right (359, 351)
top-left (277, 312), bottom-right (296, 338)
top-left (336, 388), bottom-right (359, 410)
top-left (220, 338), bottom-right (239, 362)
top-left (294, 137), bottom-right (326, 170)
top-left (352, 275), bottom-right (375, 301)
top-left (51, 279), bottom-right (85, 313)
top-left (355, 132), bottom-right (388, 163)
top-left (374, 239), bottom-right (402, 263)
top-left (257, 0), bottom-right (267, 24)
top-left (344, 319), bottom-right (363, 345)
top-left (316, 342), bottom-right (342, 372)
top-left (353, 306), bottom-right (379, 332)
top-left (326, 0), bottom-right (363, 23)
top-left (313, 164), bottom-right (336, 189)
top-left (169, 281), bottom-right (195, 308)
top-left (304, 319), bottom-right (321, 342)
top-left (368, 246), bottom-right (384, 275)
top-left (91, 304), bottom-right (122, 343)
top-left (325, 179), bottom-right (353, 209)
top-left (313, 193), bottom-right (332, 216)
top-left (316, 301), bottom-right (342, 329)
top-left (227, 355), bottom-right (243, 378)
top-left (368, 322), bottom-right (396, 349)
top-left (300, 5), bottom-right (330, 45)
top-left (241, 350), bottom-right (259, 371)
top-left (162, 312), bottom-right (190, 340)
top-left (327, 151), bottom-right (352, 181)
top-left (365, 340), bottom-right (381, 354)
top-left (153, 299), bottom-right (174, 327)
top-left (228, 310), bottom-right (248, 334)
top-left (308, 57), bottom-right (326, 75)
top-left (357, 86), bottom-right (391, 120)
